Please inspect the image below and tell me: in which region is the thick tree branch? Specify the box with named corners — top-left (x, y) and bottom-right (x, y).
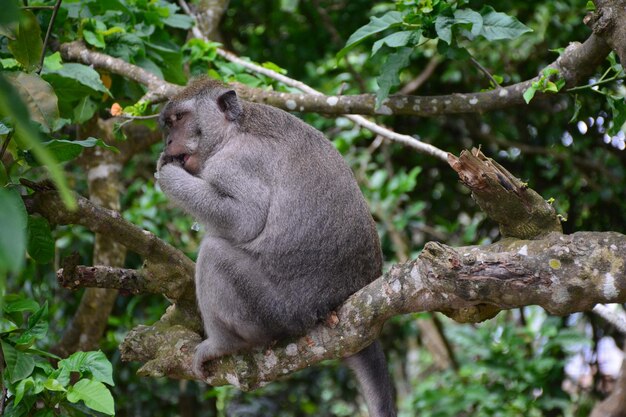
top-left (59, 41), bottom-right (180, 100)
top-left (59, 34), bottom-right (610, 119)
top-left (58, 263), bottom-right (147, 295)
top-left (448, 148), bottom-right (562, 239)
top-left (586, 0), bottom-right (626, 65)
top-left (232, 34), bottom-right (609, 117)
top-left (22, 187), bottom-right (196, 302)
top-left (120, 231), bottom-right (626, 387)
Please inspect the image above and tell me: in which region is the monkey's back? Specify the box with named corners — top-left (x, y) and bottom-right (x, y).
top-left (237, 103), bottom-right (382, 335)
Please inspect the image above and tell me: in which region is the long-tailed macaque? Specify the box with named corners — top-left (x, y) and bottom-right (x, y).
top-left (157, 78), bottom-right (396, 417)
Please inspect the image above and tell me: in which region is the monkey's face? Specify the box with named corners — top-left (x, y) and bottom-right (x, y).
top-left (158, 83), bottom-right (243, 175)
top-left (159, 99), bottom-right (201, 173)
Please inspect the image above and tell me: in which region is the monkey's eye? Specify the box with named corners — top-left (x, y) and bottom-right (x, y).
top-left (175, 113), bottom-right (184, 121)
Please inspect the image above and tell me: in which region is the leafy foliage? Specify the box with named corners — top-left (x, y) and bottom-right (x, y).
top-left (1, 295), bottom-right (115, 416)
top-left (338, 1), bottom-right (532, 105)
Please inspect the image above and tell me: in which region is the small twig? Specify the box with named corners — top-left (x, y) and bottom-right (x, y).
top-left (37, 0), bottom-right (62, 75)
top-left (0, 130), bottom-right (14, 160)
top-left (567, 72), bottom-right (625, 92)
top-left (399, 57), bottom-right (441, 95)
top-left (21, 5), bottom-right (55, 9)
top-left (469, 56), bottom-right (501, 88)
top-left (117, 114), bottom-right (159, 120)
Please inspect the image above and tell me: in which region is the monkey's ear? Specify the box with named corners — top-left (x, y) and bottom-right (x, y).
top-left (217, 90), bottom-right (243, 121)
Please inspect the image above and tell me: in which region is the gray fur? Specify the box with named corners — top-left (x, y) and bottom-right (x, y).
top-left (157, 79), bottom-right (396, 417)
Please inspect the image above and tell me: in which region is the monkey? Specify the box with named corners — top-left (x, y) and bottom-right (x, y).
top-left (157, 78), bottom-right (396, 417)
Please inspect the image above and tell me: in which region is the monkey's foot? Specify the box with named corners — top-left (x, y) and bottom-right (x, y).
top-left (192, 339), bottom-right (220, 379)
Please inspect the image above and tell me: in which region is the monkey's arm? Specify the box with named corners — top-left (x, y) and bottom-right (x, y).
top-left (158, 163), bottom-right (269, 241)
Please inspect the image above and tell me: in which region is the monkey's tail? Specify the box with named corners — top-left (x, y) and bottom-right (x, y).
top-left (344, 340), bottom-right (397, 417)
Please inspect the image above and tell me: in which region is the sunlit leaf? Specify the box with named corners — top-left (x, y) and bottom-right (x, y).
top-left (67, 379), bottom-right (115, 415)
top-left (479, 7), bottom-right (532, 41)
top-left (59, 351), bottom-right (114, 386)
top-left (338, 11), bottom-right (404, 58)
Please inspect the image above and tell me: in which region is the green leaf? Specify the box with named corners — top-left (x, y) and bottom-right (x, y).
top-left (5, 72), bottom-right (59, 133)
top-left (43, 52), bottom-right (63, 71)
top-left (261, 61), bottom-right (287, 74)
top-left (434, 14), bottom-right (454, 44)
top-left (0, 74), bottom-right (75, 209)
top-left (67, 379), bottom-right (115, 415)
top-left (0, 317), bottom-right (19, 334)
top-left (43, 137), bottom-right (119, 163)
top-left (163, 14), bottom-right (194, 29)
top-left (569, 95), bottom-right (582, 123)
top-left (14, 377), bottom-right (34, 405)
top-left (7, 10), bottom-right (43, 72)
top-left (338, 11), bottom-right (404, 58)
top-left (59, 351), bottom-right (114, 386)
top-left (607, 96), bottom-right (626, 135)
top-left (233, 73), bottom-right (263, 87)
top-left (453, 9), bottom-right (483, 40)
top-left (372, 31), bottom-right (414, 56)
top-left (479, 7), bottom-right (532, 41)
top-left (523, 85), bottom-right (537, 104)
top-left (1, 340), bottom-right (35, 383)
top-left (376, 47), bottom-right (412, 108)
top-left (106, 32), bottom-right (144, 62)
top-left (27, 216), bottom-right (54, 264)
top-left (43, 63), bottom-right (110, 95)
top-left (83, 29), bottom-right (105, 48)
top-left (0, 0), bottom-right (19, 25)
top-left (73, 96), bottom-right (98, 124)
top-left (44, 378), bottom-right (67, 392)
top-left (0, 189), bottom-right (27, 275)
top-left (12, 302), bottom-right (48, 348)
top-left (27, 302), bottom-right (48, 336)
top-left (544, 81), bottom-right (559, 93)
top-left (4, 295), bottom-right (39, 314)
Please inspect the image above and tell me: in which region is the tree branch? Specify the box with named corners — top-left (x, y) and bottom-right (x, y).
top-left (58, 34), bottom-right (610, 119)
top-left (120, 231), bottom-right (626, 387)
top-left (448, 148), bottom-right (563, 239)
top-left (586, 0), bottom-right (626, 66)
top-left (57, 263), bottom-right (147, 295)
top-left (22, 187), bottom-right (196, 302)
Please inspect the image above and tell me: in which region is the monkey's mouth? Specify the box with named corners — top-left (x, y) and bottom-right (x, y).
top-left (172, 154), bottom-right (191, 165)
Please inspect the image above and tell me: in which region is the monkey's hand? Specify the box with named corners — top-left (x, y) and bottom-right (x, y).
top-left (157, 152), bottom-right (182, 171)
top-left (157, 162), bottom-right (190, 196)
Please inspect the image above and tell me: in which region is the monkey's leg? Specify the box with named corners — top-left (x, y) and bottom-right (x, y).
top-left (193, 236), bottom-right (275, 377)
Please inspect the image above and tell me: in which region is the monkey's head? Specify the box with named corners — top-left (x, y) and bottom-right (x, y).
top-left (159, 78), bottom-right (243, 175)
